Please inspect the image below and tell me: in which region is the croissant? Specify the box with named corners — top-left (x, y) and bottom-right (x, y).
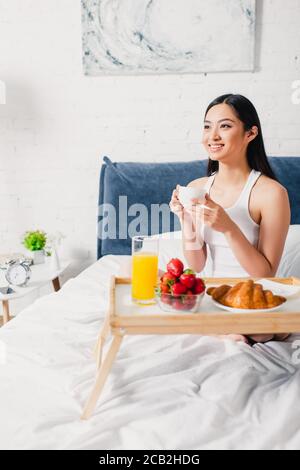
top-left (207, 280), bottom-right (286, 309)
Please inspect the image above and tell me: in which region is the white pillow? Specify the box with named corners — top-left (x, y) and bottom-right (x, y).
top-left (277, 225), bottom-right (300, 277)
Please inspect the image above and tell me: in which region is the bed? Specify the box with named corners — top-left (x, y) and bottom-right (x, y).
top-left (1, 156), bottom-right (300, 450)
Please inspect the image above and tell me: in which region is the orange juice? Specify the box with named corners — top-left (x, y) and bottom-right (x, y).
top-left (132, 252), bottom-right (158, 303)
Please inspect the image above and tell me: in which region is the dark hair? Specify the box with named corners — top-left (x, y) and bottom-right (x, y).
top-left (205, 94), bottom-right (278, 181)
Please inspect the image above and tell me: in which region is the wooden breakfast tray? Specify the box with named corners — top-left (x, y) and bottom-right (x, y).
top-left (81, 275), bottom-right (300, 419)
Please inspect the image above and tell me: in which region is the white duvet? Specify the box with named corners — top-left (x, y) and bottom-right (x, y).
top-left (1, 255), bottom-right (300, 450)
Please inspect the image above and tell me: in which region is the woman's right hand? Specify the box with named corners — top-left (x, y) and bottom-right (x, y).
top-left (169, 185), bottom-right (184, 221)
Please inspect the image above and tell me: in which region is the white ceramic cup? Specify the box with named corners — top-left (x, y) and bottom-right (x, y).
top-left (178, 185), bottom-right (207, 209)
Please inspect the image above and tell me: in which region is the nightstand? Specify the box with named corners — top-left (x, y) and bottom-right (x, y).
top-left (0, 261), bottom-right (70, 325)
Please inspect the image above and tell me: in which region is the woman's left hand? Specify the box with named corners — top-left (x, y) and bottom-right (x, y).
top-left (191, 193), bottom-right (235, 234)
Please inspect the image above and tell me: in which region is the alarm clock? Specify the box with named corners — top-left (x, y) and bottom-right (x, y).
top-left (5, 260), bottom-right (31, 287)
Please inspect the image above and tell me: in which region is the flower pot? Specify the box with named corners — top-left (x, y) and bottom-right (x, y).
top-left (32, 250), bottom-right (45, 265)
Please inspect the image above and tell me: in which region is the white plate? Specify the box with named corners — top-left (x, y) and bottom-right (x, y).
top-left (211, 298), bottom-right (287, 313)
top-left (256, 279), bottom-right (300, 298)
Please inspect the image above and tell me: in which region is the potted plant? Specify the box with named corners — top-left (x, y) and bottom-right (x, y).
top-left (22, 230), bottom-right (47, 264)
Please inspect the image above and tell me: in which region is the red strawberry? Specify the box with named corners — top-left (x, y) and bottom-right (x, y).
top-left (181, 302), bottom-right (194, 311)
top-left (193, 278), bottom-right (205, 295)
top-left (172, 298), bottom-right (186, 311)
top-left (171, 282), bottom-right (187, 296)
top-left (187, 298), bottom-right (196, 309)
top-left (160, 282), bottom-right (170, 294)
top-left (182, 290), bottom-right (196, 309)
top-left (167, 258), bottom-right (184, 277)
top-left (161, 293), bottom-right (172, 305)
top-left (179, 273), bottom-right (196, 289)
top-left (161, 272), bottom-right (177, 287)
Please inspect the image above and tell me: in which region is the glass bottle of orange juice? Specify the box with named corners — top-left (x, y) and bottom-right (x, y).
top-left (132, 236), bottom-right (159, 305)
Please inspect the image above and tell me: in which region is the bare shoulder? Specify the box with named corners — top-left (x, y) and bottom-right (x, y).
top-left (249, 174), bottom-right (289, 225)
top-left (253, 175), bottom-right (289, 211)
top-left (254, 174), bottom-right (288, 198)
top-left (187, 176), bottom-right (209, 189)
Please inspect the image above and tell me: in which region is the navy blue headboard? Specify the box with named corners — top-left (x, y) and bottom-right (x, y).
top-left (97, 156), bottom-right (300, 259)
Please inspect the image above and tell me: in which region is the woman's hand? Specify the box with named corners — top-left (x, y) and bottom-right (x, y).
top-left (169, 185), bottom-right (184, 221)
top-left (169, 186), bottom-right (201, 246)
top-left (191, 193), bottom-right (236, 234)
top-left (169, 187), bottom-right (205, 251)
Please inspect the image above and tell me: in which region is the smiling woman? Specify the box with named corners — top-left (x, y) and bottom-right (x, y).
top-left (170, 94), bottom-right (290, 277)
top-left (169, 93), bottom-right (291, 345)
top-left (203, 94), bottom-right (278, 180)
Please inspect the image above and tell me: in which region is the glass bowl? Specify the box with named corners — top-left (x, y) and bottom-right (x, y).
top-left (155, 290), bottom-right (205, 313)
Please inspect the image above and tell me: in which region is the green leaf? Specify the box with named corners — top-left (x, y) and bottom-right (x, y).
top-left (22, 230), bottom-right (47, 251)
top-left (183, 269), bottom-right (195, 275)
top-left (155, 287), bottom-right (161, 297)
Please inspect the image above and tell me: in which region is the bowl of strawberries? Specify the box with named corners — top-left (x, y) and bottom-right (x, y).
top-left (155, 258), bottom-right (206, 313)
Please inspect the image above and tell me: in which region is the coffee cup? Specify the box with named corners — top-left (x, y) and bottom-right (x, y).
top-left (178, 185), bottom-right (207, 209)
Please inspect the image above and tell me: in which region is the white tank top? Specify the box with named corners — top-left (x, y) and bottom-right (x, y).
top-left (201, 169), bottom-right (261, 277)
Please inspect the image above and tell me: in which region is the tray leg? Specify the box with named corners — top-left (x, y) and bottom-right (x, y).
top-left (95, 335), bottom-right (104, 370)
top-left (52, 277), bottom-right (61, 292)
top-left (81, 333), bottom-right (123, 420)
top-left (94, 320), bottom-right (111, 369)
top-left (2, 301), bottom-right (11, 324)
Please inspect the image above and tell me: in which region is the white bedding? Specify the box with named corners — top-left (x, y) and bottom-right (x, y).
top-left (1, 255), bottom-right (300, 450)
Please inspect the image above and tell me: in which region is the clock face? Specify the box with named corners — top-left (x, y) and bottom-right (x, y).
top-left (5, 262), bottom-right (31, 286)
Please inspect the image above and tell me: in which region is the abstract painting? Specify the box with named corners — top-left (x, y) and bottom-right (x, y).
top-left (81, 0), bottom-right (256, 75)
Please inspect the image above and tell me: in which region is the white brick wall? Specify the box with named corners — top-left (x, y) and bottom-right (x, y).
top-left (0, 0), bottom-right (300, 309)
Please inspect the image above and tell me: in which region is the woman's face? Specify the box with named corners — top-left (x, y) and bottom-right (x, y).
top-left (202, 103), bottom-right (255, 162)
